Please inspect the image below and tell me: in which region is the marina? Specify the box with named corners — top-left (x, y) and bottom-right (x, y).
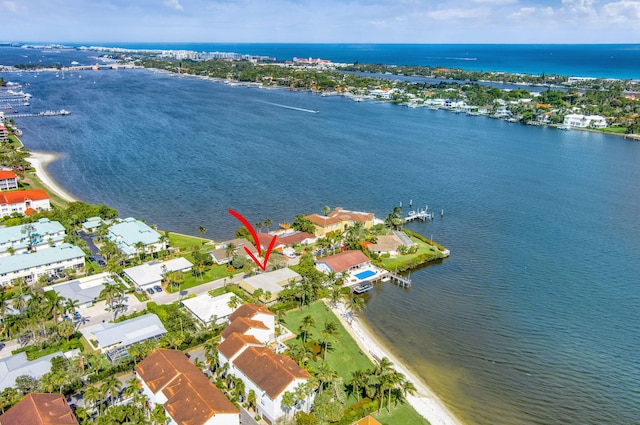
top-left (8, 110), bottom-right (71, 118)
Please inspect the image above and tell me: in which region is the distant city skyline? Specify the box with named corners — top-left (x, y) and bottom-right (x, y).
top-left (1, 0), bottom-right (639, 44)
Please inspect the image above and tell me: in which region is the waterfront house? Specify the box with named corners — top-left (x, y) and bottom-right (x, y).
top-left (563, 113), bottom-right (607, 129)
top-left (305, 207), bottom-right (375, 237)
top-left (0, 189), bottom-right (50, 217)
top-left (315, 250), bottom-right (371, 274)
top-left (81, 216), bottom-right (107, 233)
top-left (0, 243), bottom-right (85, 287)
top-left (136, 349), bottom-right (239, 425)
top-left (0, 170), bottom-right (18, 191)
top-left (366, 230), bottom-right (417, 257)
top-left (0, 351), bottom-right (63, 392)
top-left (84, 314), bottom-right (167, 362)
top-left (123, 257), bottom-right (192, 291)
top-left (107, 217), bottom-right (165, 258)
top-left (0, 218), bottom-right (66, 257)
top-left (0, 393), bottom-right (79, 425)
top-left (238, 268), bottom-right (302, 303)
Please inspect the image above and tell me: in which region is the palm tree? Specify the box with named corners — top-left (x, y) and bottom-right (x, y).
top-left (227, 295), bottom-right (242, 310)
top-left (225, 242), bottom-right (236, 264)
top-left (322, 205), bottom-right (331, 216)
top-left (321, 321), bottom-right (339, 362)
top-left (56, 320), bottom-right (75, 341)
top-left (44, 291), bottom-right (66, 323)
top-left (281, 391), bottom-right (295, 421)
top-left (100, 376), bottom-right (122, 407)
top-left (83, 385), bottom-right (102, 412)
top-left (64, 298), bottom-right (80, 317)
top-left (198, 225), bottom-right (207, 239)
top-left (134, 241), bottom-right (146, 260)
top-left (316, 363), bottom-right (338, 393)
top-left (299, 315), bottom-right (315, 344)
top-left (348, 369), bottom-right (368, 402)
top-left (345, 294), bottom-right (365, 324)
top-left (247, 389), bottom-right (257, 413)
top-left (264, 218), bottom-right (272, 233)
top-left (255, 221), bottom-right (263, 233)
top-left (329, 285), bottom-right (342, 307)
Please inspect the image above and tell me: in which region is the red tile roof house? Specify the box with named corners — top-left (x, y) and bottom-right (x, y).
top-left (0, 393), bottom-right (78, 425)
top-left (0, 170), bottom-right (18, 191)
top-left (135, 349), bottom-right (239, 425)
top-left (218, 304), bottom-right (311, 424)
top-left (0, 189), bottom-right (50, 217)
top-left (221, 304), bottom-right (276, 345)
top-left (314, 250), bottom-right (371, 275)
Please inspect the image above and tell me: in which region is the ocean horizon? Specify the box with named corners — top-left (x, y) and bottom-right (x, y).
top-left (5, 43), bottom-right (640, 79)
top-left (2, 44), bottom-right (640, 424)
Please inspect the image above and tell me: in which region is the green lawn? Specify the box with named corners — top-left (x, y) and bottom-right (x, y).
top-left (284, 301), bottom-right (430, 424)
top-left (378, 237), bottom-right (443, 272)
top-left (374, 403), bottom-right (430, 425)
top-left (284, 301), bottom-right (374, 383)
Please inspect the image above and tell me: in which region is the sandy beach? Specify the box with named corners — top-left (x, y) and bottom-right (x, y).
top-left (328, 301), bottom-right (462, 425)
top-left (24, 151), bottom-right (78, 203)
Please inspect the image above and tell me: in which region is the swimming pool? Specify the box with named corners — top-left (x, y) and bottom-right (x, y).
top-left (355, 269), bottom-right (376, 280)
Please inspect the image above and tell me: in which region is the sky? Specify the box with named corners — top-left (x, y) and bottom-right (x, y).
top-left (1, 0), bottom-right (639, 44)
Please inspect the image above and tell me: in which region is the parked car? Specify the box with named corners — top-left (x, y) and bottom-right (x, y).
top-left (146, 288), bottom-right (154, 295)
top-left (153, 285), bottom-right (163, 292)
top-left (97, 259), bottom-right (106, 267)
top-left (73, 311), bottom-right (81, 320)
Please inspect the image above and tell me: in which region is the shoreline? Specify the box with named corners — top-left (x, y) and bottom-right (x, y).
top-left (23, 151), bottom-right (79, 203)
top-left (328, 300), bottom-right (462, 425)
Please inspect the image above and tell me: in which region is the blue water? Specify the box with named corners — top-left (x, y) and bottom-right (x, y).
top-left (4, 44), bottom-right (640, 79)
top-left (3, 45), bottom-right (640, 424)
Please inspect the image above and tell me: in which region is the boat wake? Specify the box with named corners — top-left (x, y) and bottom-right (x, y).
top-left (259, 101), bottom-right (319, 114)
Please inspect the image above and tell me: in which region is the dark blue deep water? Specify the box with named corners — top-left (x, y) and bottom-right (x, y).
top-left (2, 45), bottom-right (640, 424)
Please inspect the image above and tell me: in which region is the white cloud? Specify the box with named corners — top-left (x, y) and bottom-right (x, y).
top-left (163, 0), bottom-right (184, 11)
top-left (0, 1), bottom-right (17, 12)
top-left (426, 7), bottom-right (488, 20)
top-left (473, 0), bottom-right (517, 4)
top-left (602, 0), bottom-right (640, 22)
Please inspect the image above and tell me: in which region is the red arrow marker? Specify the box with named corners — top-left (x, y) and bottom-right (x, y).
top-left (228, 209), bottom-right (278, 272)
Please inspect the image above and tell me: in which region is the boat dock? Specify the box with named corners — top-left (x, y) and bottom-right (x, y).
top-left (9, 110), bottom-right (71, 118)
top-left (404, 207), bottom-right (433, 222)
top-left (379, 271), bottom-right (412, 288)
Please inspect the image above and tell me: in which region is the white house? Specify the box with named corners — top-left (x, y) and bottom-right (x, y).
top-left (135, 349), bottom-right (239, 425)
top-left (0, 243), bottom-right (85, 287)
top-left (0, 170), bottom-right (18, 191)
top-left (220, 304), bottom-right (276, 345)
top-left (123, 257), bottom-right (192, 291)
top-left (0, 218), bottom-right (66, 257)
top-left (108, 217), bottom-right (165, 257)
top-left (182, 292), bottom-right (236, 325)
top-left (563, 114), bottom-right (607, 129)
top-left (83, 314), bottom-right (167, 361)
top-left (45, 272), bottom-right (114, 308)
top-left (0, 189), bottom-right (50, 217)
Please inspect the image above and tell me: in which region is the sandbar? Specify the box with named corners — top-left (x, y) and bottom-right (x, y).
top-left (328, 300), bottom-right (462, 425)
top-left (24, 151), bottom-right (78, 203)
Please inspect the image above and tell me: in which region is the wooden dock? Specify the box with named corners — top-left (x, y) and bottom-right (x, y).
top-left (380, 271), bottom-right (412, 288)
top-left (9, 110), bottom-right (71, 118)
top-left (404, 208), bottom-right (433, 223)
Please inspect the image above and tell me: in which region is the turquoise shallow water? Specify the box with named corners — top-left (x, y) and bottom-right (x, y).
top-left (3, 45), bottom-right (640, 424)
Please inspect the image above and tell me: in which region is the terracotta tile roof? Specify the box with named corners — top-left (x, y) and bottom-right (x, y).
top-left (218, 332), bottom-right (262, 360)
top-left (228, 303), bottom-right (274, 322)
top-left (233, 346), bottom-right (310, 399)
top-left (352, 415), bottom-right (382, 425)
top-left (221, 317), bottom-right (269, 340)
top-left (0, 170), bottom-right (17, 180)
top-left (316, 250), bottom-right (370, 273)
top-left (135, 349), bottom-right (238, 425)
top-left (305, 214), bottom-right (342, 227)
top-left (257, 233), bottom-right (281, 250)
top-left (0, 189), bottom-right (49, 205)
top-left (0, 393), bottom-right (78, 425)
top-left (277, 232), bottom-right (315, 246)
